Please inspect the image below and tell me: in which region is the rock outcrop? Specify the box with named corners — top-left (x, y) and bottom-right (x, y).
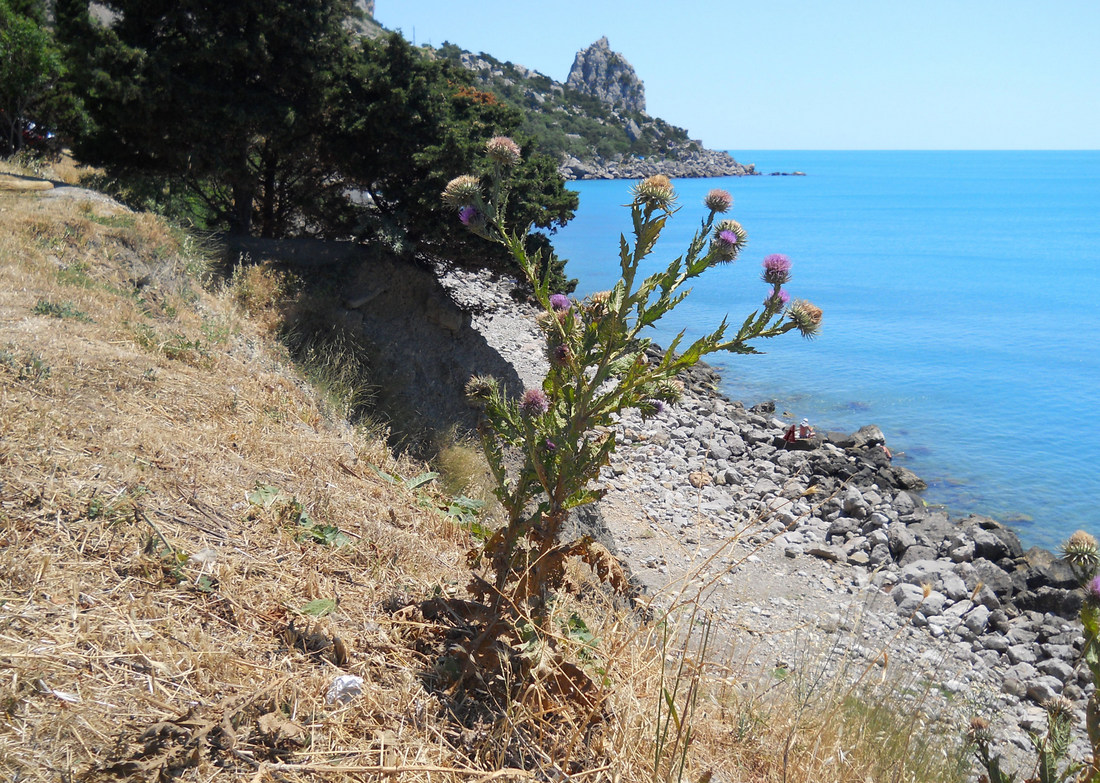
top-left (436, 42), bottom-right (761, 179)
top-left (566, 37), bottom-right (646, 114)
top-left (559, 149), bottom-right (755, 180)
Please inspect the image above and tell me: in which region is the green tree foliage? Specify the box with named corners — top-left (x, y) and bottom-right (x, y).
top-left (327, 33), bottom-right (577, 289)
top-left (63, 0), bottom-right (356, 236)
top-left (59, 7), bottom-right (576, 288)
top-left (0, 0), bottom-right (65, 155)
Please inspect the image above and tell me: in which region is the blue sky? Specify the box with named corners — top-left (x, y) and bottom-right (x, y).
top-left (375, 1), bottom-right (1100, 150)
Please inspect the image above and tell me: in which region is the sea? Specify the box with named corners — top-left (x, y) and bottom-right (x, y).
top-left (549, 151), bottom-right (1100, 552)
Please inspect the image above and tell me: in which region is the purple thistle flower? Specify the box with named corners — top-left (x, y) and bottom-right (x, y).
top-left (1089, 575), bottom-right (1100, 601)
top-left (544, 438), bottom-right (557, 452)
top-left (520, 388), bottom-right (550, 417)
top-left (549, 293), bottom-right (571, 312)
top-left (704, 188), bottom-right (733, 214)
top-left (762, 254), bottom-right (792, 285)
top-left (459, 205), bottom-right (479, 225)
top-left (764, 288), bottom-right (791, 308)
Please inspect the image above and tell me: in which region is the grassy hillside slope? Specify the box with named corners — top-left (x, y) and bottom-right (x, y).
top-left (0, 159), bottom-right (967, 782)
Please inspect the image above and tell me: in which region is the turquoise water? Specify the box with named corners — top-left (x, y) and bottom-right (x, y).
top-left (550, 151), bottom-right (1100, 550)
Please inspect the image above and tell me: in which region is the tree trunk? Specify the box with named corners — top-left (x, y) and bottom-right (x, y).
top-left (227, 144), bottom-right (257, 235)
top-left (260, 142), bottom-right (277, 238)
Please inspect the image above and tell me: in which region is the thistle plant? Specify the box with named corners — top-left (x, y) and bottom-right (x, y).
top-left (442, 140), bottom-right (821, 632)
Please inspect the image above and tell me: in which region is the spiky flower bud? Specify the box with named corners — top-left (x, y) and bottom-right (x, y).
top-left (464, 375), bottom-right (497, 406)
top-left (966, 716), bottom-right (993, 745)
top-left (549, 294), bottom-right (571, 312)
top-left (1062, 530), bottom-right (1100, 571)
top-left (710, 229), bottom-right (741, 262)
top-left (762, 254), bottom-right (793, 285)
top-left (1043, 695), bottom-right (1075, 721)
top-left (653, 378), bottom-right (685, 405)
top-left (486, 136), bottom-right (522, 166)
top-left (709, 219), bottom-right (747, 263)
top-left (715, 220), bottom-right (747, 243)
top-left (704, 188), bottom-right (733, 214)
top-left (638, 399), bottom-right (665, 419)
top-left (631, 175), bottom-right (675, 210)
top-left (442, 175), bottom-right (482, 208)
top-left (520, 388), bottom-right (550, 417)
top-left (787, 299), bottom-right (823, 339)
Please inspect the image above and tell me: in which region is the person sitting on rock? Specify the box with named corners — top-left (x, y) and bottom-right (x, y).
top-left (798, 418), bottom-right (814, 439)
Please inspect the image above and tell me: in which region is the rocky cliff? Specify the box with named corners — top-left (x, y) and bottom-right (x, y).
top-left (566, 37), bottom-right (646, 114)
top-left (433, 40), bottom-right (755, 179)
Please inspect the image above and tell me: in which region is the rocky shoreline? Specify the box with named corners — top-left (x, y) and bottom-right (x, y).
top-left (434, 262), bottom-right (1094, 770)
top-left (559, 148), bottom-right (808, 180)
top-left (559, 147), bottom-right (758, 180)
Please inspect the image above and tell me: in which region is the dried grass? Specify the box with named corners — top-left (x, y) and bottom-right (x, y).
top-left (0, 167), bottom-right (969, 783)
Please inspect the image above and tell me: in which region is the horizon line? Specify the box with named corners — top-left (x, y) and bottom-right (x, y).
top-left (718, 148), bottom-right (1100, 153)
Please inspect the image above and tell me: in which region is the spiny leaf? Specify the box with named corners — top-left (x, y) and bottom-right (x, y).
top-left (404, 471), bottom-right (439, 490)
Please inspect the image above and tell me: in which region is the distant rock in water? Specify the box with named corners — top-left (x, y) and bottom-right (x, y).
top-left (566, 37), bottom-right (646, 114)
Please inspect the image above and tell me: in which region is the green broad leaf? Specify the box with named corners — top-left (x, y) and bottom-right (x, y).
top-left (248, 484), bottom-right (282, 508)
top-left (369, 465), bottom-right (400, 484)
top-left (318, 526), bottom-right (353, 547)
top-left (299, 598), bottom-right (337, 617)
top-left (404, 471), bottom-right (439, 490)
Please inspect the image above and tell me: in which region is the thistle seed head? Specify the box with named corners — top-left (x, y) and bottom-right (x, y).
top-left (787, 299), bottom-right (823, 339)
top-left (1043, 695), bottom-right (1075, 721)
top-left (585, 290), bottom-right (613, 317)
top-left (704, 188), bottom-right (733, 214)
top-left (442, 174), bottom-right (482, 208)
top-left (1062, 530), bottom-right (1100, 570)
top-left (966, 717), bottom-right (993, 744)
top-left (631, 175), bottom-right (675, 210)
top-left (486, 136), bottom-right (522, 166)
top-left (464, 375), bottom-right (498, 406)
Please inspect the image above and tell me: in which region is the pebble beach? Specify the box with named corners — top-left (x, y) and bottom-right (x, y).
top-left (436, 261), bottom-right (1096, 769)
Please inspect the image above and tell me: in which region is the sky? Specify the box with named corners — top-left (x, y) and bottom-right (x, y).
top-left (375, 1), bottom-right (1100, 150)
